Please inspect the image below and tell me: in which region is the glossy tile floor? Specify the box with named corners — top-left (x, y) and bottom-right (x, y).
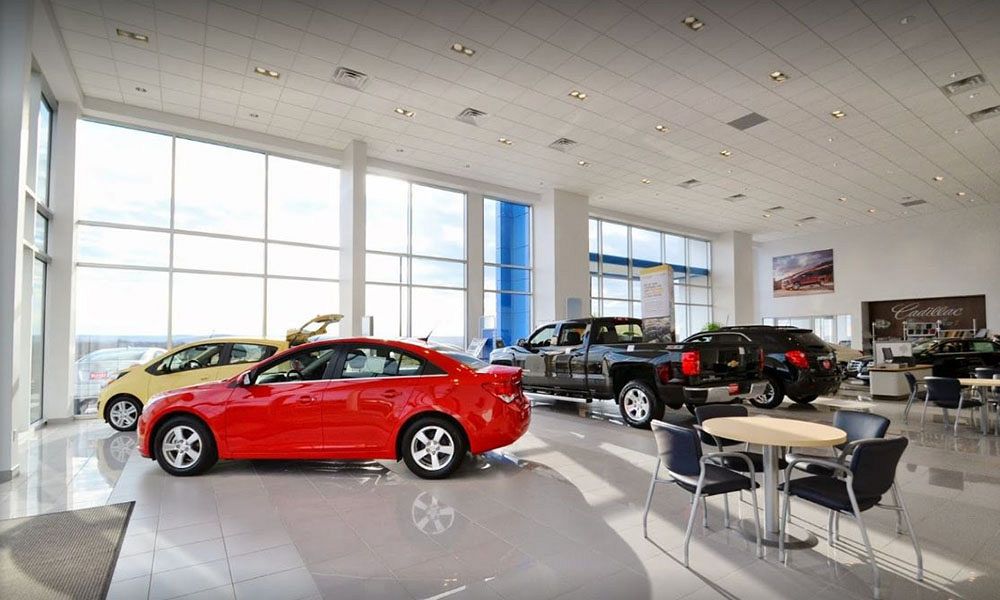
top-left (4, 392), bottom-right (1000, 600)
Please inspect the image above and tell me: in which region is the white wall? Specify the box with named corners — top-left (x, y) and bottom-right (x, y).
top-left (753, 205), bottom-right (1000, 348)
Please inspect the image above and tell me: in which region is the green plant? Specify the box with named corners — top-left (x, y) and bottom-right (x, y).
top-left (702, 322), bottom-right (723, 332)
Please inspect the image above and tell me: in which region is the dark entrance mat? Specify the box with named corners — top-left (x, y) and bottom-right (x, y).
top-left (0, 502), bottom-right (134, 600)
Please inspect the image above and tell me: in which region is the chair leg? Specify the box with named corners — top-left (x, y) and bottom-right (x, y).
top-left (748, 484), bottom-right (762, 559)
top-left (683, 481), bottom-right (705, 568)
top-left (833, 511), bottom-right (840, 542)
top-left (779, 484), bottom-right (792, 562)
top-left (702, 497), bottom-right (708, 529)
top-left (894, 482), bottom-right (923, 581)
top-left (889, 485), bottom-right (904, 535)
top-left (920, 397), bottom-right (930, 429)
top-left (848, 492), bottom-right (881, 600)
top-left (723, 493), bottom-right (730, 529)
top-left (642, 459), bottom-right (659, 539)
top-left (828, 510), bottom-right (836, 546)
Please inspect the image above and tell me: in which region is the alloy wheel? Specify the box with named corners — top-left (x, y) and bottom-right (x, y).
top-left (109, 400), bottom-right (138, 429)
top-left (161, 425), bottom-right (202, 470)
top-left (410, 426), bottom-right (456, 472)
top-left (623, 388), bottom-right (650, 421)
top-left (411, 491), bottom-right (456, 535)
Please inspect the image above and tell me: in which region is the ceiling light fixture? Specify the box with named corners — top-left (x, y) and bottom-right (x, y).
top-left (497, 136), bottom-right (513, 145)
top-left (654, 124), bottom-right (669, 133)
top-left (254, 66), bottom-right (280, 78)
top-left (394, 107), bottom-right (414, 117)
top-left (719, 149), bottom-right (732, 157)
top-left (134, 86), bottom-right (147, 93)
top-left (577, 160), bottom-right (590, 166)
top-left (769, 71), bottom-right (788, 82)
top-left (641, 178), bottom-right (651, 184)
top-left (900, 15), bottom-right (914, 24)
top-left (957, 191), bottom-right (966, 196)
top-left (116, 28), bottom-right (149, 42)
top-left (933, 175), bottom-right (944, 181)
top-left (831, 109), bottom-right (846, 119)
top-left (249, 113), bottom-right (259, 118)
top-left (838, 197), bottom-right (847, 202)
top-left (568, 90), bottom-right (587, 100)
top-left (395, 148), bottom-right (404, 152)
top-left (762, 213), bottom-right (772, 218)
top-left (682, 16), bottom-right (704, 31)
top-left (868, 208), bottom-right (877, 213)
top-left (450, 42), bottom-right (475, 56)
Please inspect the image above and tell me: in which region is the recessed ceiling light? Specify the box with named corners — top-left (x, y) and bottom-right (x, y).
top-left (950, 72), bottom-right (961, 79)
top-left (900, 15), bottom-right (914, 24)
top-left (827, 137), bottom-right (834, 142)
top-left (831, 109), bottom-right (846, 119)
top-left (254, 66), bottom-right (280, 78)
top-left (769, 71), bottom-right (788, 82)
top-left (450, 42), bottom-right (475, 56)
top-left (116, 28), bottom-right (149, 42)
top-left (654, 124), bottom-right (669, 133)
top-left (249, 112), bottom-right (259, 118)
top-left (134, 86), bottom-right (147, 93)
top-left (568, 90), bottom-right (587, 100)
top-left (957, 191), bottom-right (966, 196)
top-left (933, 175), bottom-right (944, 181)
top-left (953, 129), bottom-right (961, 134)
top-left (395, 148), bottom-right (404, 152)
top-left (838, 197), bottom-right (847, 202)
top-left (868, 208), bottom-right (877, 213)
top-left (682, 16), bottom-right (704, 30)
top-left (719, 149), bottom-right (732, 157)
top-left (762, 213), bottom-right (772, 218)
top-left (641, 178), bottom-right (651, 184)
top-left (394, 107), bottom-right (414, 117)
top-left (497, 136), bottom-right (513, 145)
top-left (577, 160), bottom-right (590, 166)
top-left (969, 92), bottom-right (979, 99)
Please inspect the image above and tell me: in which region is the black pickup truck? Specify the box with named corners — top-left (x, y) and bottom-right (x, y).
top-left (488, 317), bottom-right (767, 428)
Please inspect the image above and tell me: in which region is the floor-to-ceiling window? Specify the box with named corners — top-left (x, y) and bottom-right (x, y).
top-left (73, 120), bottom-right (340, 414)
top-left (365, 175), bottom-right (466, 348)
top-left (484, 198), bottom-right (531, 345)
top-left (589, 217), bottom-right (712, 340)
top-left (763, 315), bottom-right (853, 345)
top-left (27, 91), bottom-right (54, 424)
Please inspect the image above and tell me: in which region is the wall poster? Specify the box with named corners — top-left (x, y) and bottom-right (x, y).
top-left (772, 249), bottom-right (834, 297)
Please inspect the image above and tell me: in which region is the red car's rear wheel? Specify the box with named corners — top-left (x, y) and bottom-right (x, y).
top-left (402, 417), bottom-right (466, 479)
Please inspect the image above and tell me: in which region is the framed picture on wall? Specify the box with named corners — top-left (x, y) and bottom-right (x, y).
top-left (772, 249), bottom-right (834, 297)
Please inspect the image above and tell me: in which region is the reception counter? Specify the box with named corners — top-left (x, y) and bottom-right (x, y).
top-left (869, 364), bottom-right (934, 398)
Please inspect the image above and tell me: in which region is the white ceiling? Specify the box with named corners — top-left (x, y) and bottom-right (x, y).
top-left (51, 0), bottom-right (1000, 240)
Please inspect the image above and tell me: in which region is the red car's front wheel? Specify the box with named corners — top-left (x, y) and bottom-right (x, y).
top-left (401, 417), bottom-right (466, 479)
top-left (154, 416), bottom-right (218, 476)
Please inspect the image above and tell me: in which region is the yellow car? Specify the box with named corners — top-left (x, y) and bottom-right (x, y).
top-left (98, 337), bottom-right (287, 431)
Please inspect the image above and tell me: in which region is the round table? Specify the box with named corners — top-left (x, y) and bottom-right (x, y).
top-left (701, 415), bottom-right (846, 548)
top-left (956, 378), bottom-right (998, 434)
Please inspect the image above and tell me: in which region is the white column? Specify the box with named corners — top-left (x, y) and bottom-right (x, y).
top-left (43, 102), bottom-right (79, 421)
top-left (338, 140), bottom-right (366, 335)
top-left (466, 192), bottom-right (484, 342)
top-left (534, 189), bottom-right (590, 323)
top-left (0, 0), bottom-right (34, 481)
top-left (711, 231), bottom-right (755, 326)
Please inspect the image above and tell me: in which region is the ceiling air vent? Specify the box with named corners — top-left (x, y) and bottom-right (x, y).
top-left (942, 74), bottom-right (986, 96)
top-left (548, 137), bottom-right (577, 151)
top-left (678, 178), bottom-right (702, 188)
top-left (332, 67), bottom-right (369, 90)
top-left (726, 193), bottom-right (746, 201)
top-left (969, 105), bottom-right (1000, 123)
top-left (727, 112), bottom-right (768, 131)
top-left (456, 107), bottom-right (487, 125)
top-left (797, 216), bottom-right (817, 223)
top-left (766, 205), bottom-right (784, 212)
top-left (901, 199), bottom-right (927, 207)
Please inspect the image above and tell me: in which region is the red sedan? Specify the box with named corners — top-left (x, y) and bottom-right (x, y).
top-left (136, 338), bottom-right (530, 479)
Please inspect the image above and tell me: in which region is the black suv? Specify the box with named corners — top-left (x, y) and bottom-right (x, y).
top-left (684, 325), bottom-right (840, 408)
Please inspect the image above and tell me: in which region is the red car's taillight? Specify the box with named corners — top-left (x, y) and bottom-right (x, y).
top-left (681, 350), bottom-right (701, 377)
top-left (785, 350), bottom-right (810, 369)
top-left (483, 377), bottom-right (521, 404)
top-left (656, 363), bottom-right (672, 384)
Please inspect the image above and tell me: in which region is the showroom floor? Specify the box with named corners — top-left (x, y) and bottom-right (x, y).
top-left (3, 395), bottom-right (1000, 600)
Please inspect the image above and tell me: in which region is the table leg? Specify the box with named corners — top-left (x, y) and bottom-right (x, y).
top-left (980, 388), bottom-right (989, 435)
top-left (737, 445), bottom-right (817, 549)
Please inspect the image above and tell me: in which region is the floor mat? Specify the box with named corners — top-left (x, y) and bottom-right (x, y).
top-left (0, 502), bottom-right (134, 600)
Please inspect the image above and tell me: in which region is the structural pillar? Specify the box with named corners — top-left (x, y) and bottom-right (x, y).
top-left (534, 189), bottom-right (590, 323)
top-left (466, 192), bottom-right (484, 342)
top-left (338, 140), bottom-right (366, 335)
top-left (711, 231), bottom-right (755, 326)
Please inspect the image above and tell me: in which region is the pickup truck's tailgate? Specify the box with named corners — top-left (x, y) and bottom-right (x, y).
top-left (694, 343), bottom-right (762, 381)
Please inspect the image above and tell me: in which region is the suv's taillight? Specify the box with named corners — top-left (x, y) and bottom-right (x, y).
top-left (483, 377), bottom-right (521, 404)
top-left (656, 363), bottom-right (672, 384)
top-left (785, 350), bottom-right (810, 369)
top-left (758, 348), bottom-right (765, 374)
top-left (681, 350), bottom-right (701, 377)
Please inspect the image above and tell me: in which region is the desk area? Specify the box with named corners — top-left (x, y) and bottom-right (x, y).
top-left (869, 364), bottom-right (934, 398)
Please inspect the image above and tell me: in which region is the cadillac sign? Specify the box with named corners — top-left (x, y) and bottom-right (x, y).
top-left (865, 295), bottom-right (985, 339)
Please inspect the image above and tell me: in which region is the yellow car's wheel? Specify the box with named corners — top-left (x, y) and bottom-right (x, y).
top-left (106, 396), bottom-right (141, 431)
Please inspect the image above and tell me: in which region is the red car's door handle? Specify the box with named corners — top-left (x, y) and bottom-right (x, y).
top-left (381, 390), bottom-right (401, 398)
top-left (298, 395), bottom-right (316, 404)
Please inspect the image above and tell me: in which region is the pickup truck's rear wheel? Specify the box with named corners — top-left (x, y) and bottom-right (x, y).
top-left (748, 374), bottom-right (785, 409)
top-left (618, 381), bottom-right (664, 429)
top-left (790, 394), bottom-right (819, 404)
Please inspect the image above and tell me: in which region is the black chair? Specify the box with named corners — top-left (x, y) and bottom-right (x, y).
top-left (902, 372), bottom-right (926, 423)
top-left (694, 404), bottom-right (787, 474)
top-left (781, 438), bottom-right (922, 599)
top-left (643, 420), bottom-right (762, 566)
top-left (792, 410), bottom-right (890, 477)
top-left (922, 376), bottom-right (983, 435)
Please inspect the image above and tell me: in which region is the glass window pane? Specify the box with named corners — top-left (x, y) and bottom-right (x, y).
top-left (688, 239), bottom-right (710, 270)
top-left (484, 199), bottom-right (498, 262)
top-left (689, 272), bottom-right (709, 287)
top-left (631, 277), bottom-right (641, 301)
top-left (664, 234), bottom-right (685, 266)
top-left (172, 273), bottom-right (263, 339)
top-left (366, 283), bottom-right (405, 338)
top-left (484, 291), bottom-right (531, 345)
top-left (366, 253), bottom-right (405, 284)
top-left (268, 244), bottom-right (339, 279)
top-left (674, 284), bottom-right (688, 303)
top-left (411, 258), bottom-right (464, 287)
top-left (603, 275), bottom-right (629, 299)
top-left (77, 225), bottom-right (170, 267)
top-left (34, 213), bottom-right (48, 252)
top-left (75, 268), bottom-right (169, 414)
top-left (174, 138), bottom-right (265, 237)
top-left (601, 222), bottom-right (628, 262)
top-left (173, 234), bottom-right (264, 274)
top-left (631, 227), bottom-right (661, 265)
top-left (631, 301), bottom-right (642, 318)
top-left (366, 175), bottom-right (408, 253)
top-left (675, 304), bottom-right (689, 340)
top-left (228, 343), bottom-right (278, 365)
top-left (256, 347), bottom-right (336, 383)
top-left (35, 99), bottom-right (52, 204)
top-left (486, 199), bottom-right (530, 266)
top-left (591, 275), bottom-right (599, 297)
top-left (589, 218), bottom-right (598, 254)
top-left (412, 184), bottom-right (465, 259)
top-left (266, 279), bottom-right (340, 339)
top-left (411, 287), bottom-right (465, 348)
top-left (484, 266), bottom-right (530, 293)
top-left (30, 260), bottom-right (45, 422)
top-left (689, 286), bottom-right (710, 304)
top-left (76, 121), bottom-right (172, 226)
top-left (268, 156), bottom-right (339, 246)
top-left (689, 305), bottom-right (711, 333)
top-left (602, 299), bottom-right (629, 317)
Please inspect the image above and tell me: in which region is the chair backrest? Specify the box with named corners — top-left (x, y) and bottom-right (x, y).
top-left (693, 404), bottom-right (748, 447)
top-left (650, 420), bottom-right (702, 477)
top-left (849, 437), bottom-right (908, 498)
top-left (924, 377), bottom-right (962, 404)
top-left (903, 372), bottom-right (917, 393)
top-left (832, 410), bottom-right (890, 445)
top-left (974, 367), bottom-right (996, 379)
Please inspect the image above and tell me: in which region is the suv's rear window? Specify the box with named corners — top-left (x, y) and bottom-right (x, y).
top-left (787, 331), bottom-right (828, 350)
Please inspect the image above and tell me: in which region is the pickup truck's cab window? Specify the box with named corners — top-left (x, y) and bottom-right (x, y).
top-left (527, 325), bottom-right (557, 347)
top-left (557, 324), bottom-right (586, 346)
top-left (593, 323), bottom-right (643, 344)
